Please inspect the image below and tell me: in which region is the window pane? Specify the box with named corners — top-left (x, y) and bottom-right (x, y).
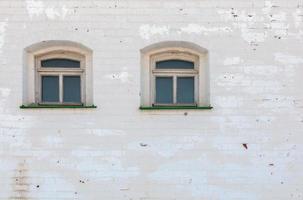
top-left (156, 60), bottom-right (194, 69)
top-left (155, 77), bottom-right (173, 104)
top-left (41, 59), bottom-right (80, 68)
top-left (63, 76), bottom-right (81, 103)
top-left (177, 77), bottom-right (195, 104)
top-left (42, 76), bottom-right (59, 102)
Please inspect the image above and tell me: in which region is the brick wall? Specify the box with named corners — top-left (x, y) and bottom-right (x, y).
top-left (0, 0), bottom-right (303, 199)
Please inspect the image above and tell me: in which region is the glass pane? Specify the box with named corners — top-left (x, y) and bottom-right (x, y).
top-left (156, 60), bottom-right (194, 69)
top-left (41, 59), bottom-right (80, 68)
top-left (63, 76), bottom-right (81, 103)
top-left (155, 77), bottom-right (173, 104)
top-left (177, 77), bottom-right (195, 104)
top-left (42, 76), bottom-right (59, 102)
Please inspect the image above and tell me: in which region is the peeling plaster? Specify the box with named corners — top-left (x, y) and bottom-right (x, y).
top-left (260, 95), bottom-right (297, 109)
top-left (179, 23), bottom-right (232, 35)
top-left (265, 21), bottom-right (289, 37)
top-left (139, 24), bottom-right (169, 40)
top-left (216, 5), bottom-right (289, 44)
top-left (216, 8), bottom-right (268, 44)
top-left (241, 26), bottom-right (268, 43)
top-left (104, 72), bottom-right (132, 83)
top-left (216, 73), bottom-right (250, 87)
top-left (263, 1), bottom-right (274, 15)
top-left (45, 6), bottom-right (70, 20)
top-left (25, 0), bottom-right (44, 18)
top-left (26, 0), bottom-right (71, 19)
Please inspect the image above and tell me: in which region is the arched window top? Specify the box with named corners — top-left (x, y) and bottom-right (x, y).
top-left (41, 58), bottom-right (81, 68)
top-left (156, 59), bottom-right (194, 69)
top-left (36, 50), bottom-right (85, 69)
top-left (141, 41), bottom-right (208, 56)
top-left (25, 40), bottom-right (92, 55)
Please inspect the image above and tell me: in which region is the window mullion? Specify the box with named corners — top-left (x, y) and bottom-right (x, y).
top-left (59, 74), bottom-right (63, 103)
top-left (173, 75), bottom-right (177, 104)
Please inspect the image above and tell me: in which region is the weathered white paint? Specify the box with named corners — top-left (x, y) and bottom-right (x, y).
top-left (223, 57), bottom-right (242, 66)
top-left (275, 53), bottom-right (303, 64)
top-left (263, 1), bottom-right (274, 15)
top-left (293, 9), bottom-right (302, 28)
top-left (89, 129), bottom-right (126, 136)
top-left (1, 0), bottom-right (303, 199)
top-left (0, 88), bottom-right (10, 98)
top-left (104, 72), bottom-right (132, 83)
top-left (26, 0), bottom-right (71, 19)
top-left (241, 28), bottom-right (268, 43)
top-left (44, 6), bottom-right (70, 20)
top-left (179, 24), bottom-right (232, 35)
top-left (0, 21), bottom-right (7, 54)
top-left (139, 24), bottom-right (170, 40)
top-left (26, 0), bottom-right (44, 18)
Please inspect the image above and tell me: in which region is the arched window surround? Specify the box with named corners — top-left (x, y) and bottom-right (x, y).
top-left (140, 41), bottom-right (210, 108)
top-left (23, 40), bottom-right (93, 106)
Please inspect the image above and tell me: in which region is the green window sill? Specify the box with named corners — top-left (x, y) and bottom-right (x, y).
top-left (20, 104), bottom-right (97, 109)
top-left (139, 106), bottom-right (213, 110)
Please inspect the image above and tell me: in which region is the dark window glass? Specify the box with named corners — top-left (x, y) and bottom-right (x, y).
top-left (63, 76), bottom-right (81, 103)
top-left (42, 76), bottom-right (59, 102)
top-left (155, 77), bottom-right (173, 104)
top-left (41, 59), bottom-right (80, 68)
top-left (177, 77), bottom-right (195, 104)
top-left (156, 60), bottom-right (194, 69)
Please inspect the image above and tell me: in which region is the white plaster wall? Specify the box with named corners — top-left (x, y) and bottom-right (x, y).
top-left (0, 0), bottom-right (303, 199)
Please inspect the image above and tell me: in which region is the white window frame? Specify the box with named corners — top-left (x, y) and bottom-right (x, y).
top-left (151, 52), bottom-right (199, 106)
top-left (140, 41), bottom-right (210, 108)
top-left (23, 40), bottom-right (94, 106)
top-left (35, 51), bottom-right (85, 105)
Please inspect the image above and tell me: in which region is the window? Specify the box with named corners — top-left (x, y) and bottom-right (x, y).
top-left (36, 51), bottom-right (84, 105)
top-left (152, 54), bottom-right (199, 106)
top-left (140, 41), bottom-right (210, 108)
top-left (23, 40), bottom-right (94, 107)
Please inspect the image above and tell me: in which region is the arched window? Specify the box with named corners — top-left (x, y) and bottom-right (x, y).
top-left (140, 41), bottom-right (210, 109)
top-left (22, 41), bottom-right (94, 107)
top-left (36, 51), bottom-right (84, 104)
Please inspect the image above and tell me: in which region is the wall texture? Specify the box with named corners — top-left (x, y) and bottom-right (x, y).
top-left (0, 0), bottom-right (303, 199)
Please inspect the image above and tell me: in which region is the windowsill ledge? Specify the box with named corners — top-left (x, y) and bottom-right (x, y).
top-left (20, 104), bottom-right (97, 109)
top-left (139, 106), bottom-right (213, 110)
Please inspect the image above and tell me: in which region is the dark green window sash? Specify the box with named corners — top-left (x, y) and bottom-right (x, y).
top-left (20, 104), bottom-right (97, 109)
top-left (139, 106), bottom-right (213, 110)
